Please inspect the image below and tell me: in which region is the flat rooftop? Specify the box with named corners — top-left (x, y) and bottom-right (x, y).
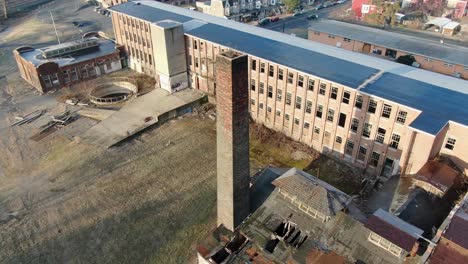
top-left (110, 1), bottom-right (468, 135)
top-left (17, 39), bottom-right (118, 68)
top-left (308, 19), bottom-right (468, 66)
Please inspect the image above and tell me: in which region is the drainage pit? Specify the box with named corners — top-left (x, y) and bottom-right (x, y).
top-left (90, 81), bottom-right (138, 105)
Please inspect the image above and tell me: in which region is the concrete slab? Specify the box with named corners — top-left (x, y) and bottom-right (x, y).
top-left (80, 88), bottom-right (205, 147)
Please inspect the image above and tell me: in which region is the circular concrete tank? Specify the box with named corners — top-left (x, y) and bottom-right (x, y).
top-left (90, 81), bottom-right (138, 105)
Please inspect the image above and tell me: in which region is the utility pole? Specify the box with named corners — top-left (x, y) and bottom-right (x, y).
top-left (49, 10), bottom-right (61, 44)
top-left (1, 0), bottom-right (7, 19)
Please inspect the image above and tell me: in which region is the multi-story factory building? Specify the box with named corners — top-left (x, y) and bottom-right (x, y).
top-left (110, 1), bottom-right (468, 177)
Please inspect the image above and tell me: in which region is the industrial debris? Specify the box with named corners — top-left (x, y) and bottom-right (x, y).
top-left (11, 110), bottom-right (45, 126)
top-left (30, 110), bottom-right (79, 142)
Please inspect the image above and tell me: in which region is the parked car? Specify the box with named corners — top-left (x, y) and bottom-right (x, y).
top-left (315, 4), bottom-right (324, 10)
top-left (293, 10), bottom-right (303, 16)
top-left (270, 16), bottom-right (280, 22)
top-left (72, 21), bottom-right (84, 27)
top-left (307, 14), bottom-right (318, 20)
top-left (258, 18), bottom-right (271, 26)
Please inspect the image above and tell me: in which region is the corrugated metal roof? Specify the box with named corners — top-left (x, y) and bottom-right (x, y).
top-left (308, 20), bottom-right (468, 66)
top-left (361, 73), bottom-right (468, 135)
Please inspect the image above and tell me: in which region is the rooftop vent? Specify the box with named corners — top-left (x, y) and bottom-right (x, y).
top-left (40, 38), bottom-right (99, 59)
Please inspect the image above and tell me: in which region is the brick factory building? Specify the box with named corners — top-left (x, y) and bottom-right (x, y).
top-left (109, 1), bottom-right (468, 177)
top-left (14, 37), bottom-right (122, 93)
top-left (308, 20), bottom-right (468, 80)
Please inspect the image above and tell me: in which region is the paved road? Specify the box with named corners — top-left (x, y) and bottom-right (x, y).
top-left (260, 3), bottom-right (350, 37)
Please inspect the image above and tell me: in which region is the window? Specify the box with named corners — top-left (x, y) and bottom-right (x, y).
top-left (396, 110), bottom-right (407, 124)
top-left (344, 38), bottom-right (351, 42)
top-left (357, 146), bottom-right (367, 161)
top-left (355, 95), bottom-right (363, 109)
top-left (268, 86), bottom-right (273, 98)
top-left (193, 40), bottom-right (198, 49)
top-left (251, 59), bottom-right (257, 71)
top-left (316, 105), bottom-right (323, 118)
top-left (277, 89), bottom-right (282, 101)
top-left (327, 109), bottom-right (335, 122)
top-left (267, 106), bottom-right (272, 113)
top-left (278, 69), bottom-right (284, 80)
top-left (370, 152), bottom-right (380, 167)
top-left (286, 92), bottom-right (292, 105)
top-left (324, 131), bottom-right (331, 145)
top-left (425, 57), bottom-right (433, 62)
top-left (195, 58), bottom-right (199, 68)
top-left (362, 123), bottom-right (372, 138)
top-left (306, 100), bottom-right (313, 114)
top-left (314, 31), bottom-right (320, 35)
top-left (288, 72), bottom-right (293, 84)
top-left (297, 75), bottom-right (304, 87)
top-left (251, 98), bottom-right (255, 105)
top-left (269, 65), bottom-right (274, 77)
top-left (250, 79), bottom-right (256, 91)
top-left (382, 104), bottom-right (392, 118)
top-left (368, 232), bottom-right (402, 257)
top-left (338, 113), bottom-right (346, 127)
top-left (319, 83), bottom-right (326, 95)
top-left (285, 114), bottom-right (290, 121)
top-left (368, 99), bottom-right (377, 114)
top-left (276, 110), bottom-right (281, 117)
top-left (350, 118), bottom-right (359, 133)
top-left (445, 137), bottom-right (456, 150)
top-left (259, 103), bottom-right (264, 109)
top-left (314, 126), bottom-right (320, 134)
top-left (342, 91), bottom-right (350, 104)
top-left (308, 79), bottom-right (315, 91)
top-left (328, 34), bottom-right (335, 39)
top-left (259, 82), bottom-right (264, 94)
top-left (294, 118), bottom-right (300, 125)
top-left (295, 96), bottom-right (302, 109)
top-left (304, 122), bottom-right (310, 129)
top-left (336, 136), bottom-right (342, 144)
top-left (260, 63), bottom-right (265, 73)
top-left (345, 141), bottom-right (354, 155)
top-left (390, 133), bottom-right (400, 149)
top-left (444, 62), bottom-right (454, 67)
top-left (376, 128), bottom-right (386, 144)
top-left (330, 87), bottom-right (338, 100)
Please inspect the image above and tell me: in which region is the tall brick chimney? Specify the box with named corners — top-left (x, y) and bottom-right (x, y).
top-left (215, 51), bottom-right (250, 231)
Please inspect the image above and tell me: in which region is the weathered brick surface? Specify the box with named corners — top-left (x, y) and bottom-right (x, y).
top-left (215, 52), bottom-right (250, 231)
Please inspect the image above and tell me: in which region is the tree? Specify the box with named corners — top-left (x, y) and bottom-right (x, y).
top-left (408, 0), bottom-right (446, 17)
top-left (284, 0), bottom-right (300, 12)
top-left (364, 0), bottom-right (401, 27)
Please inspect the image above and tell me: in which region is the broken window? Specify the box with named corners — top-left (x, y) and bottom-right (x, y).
top-left (390, 133), bottom-right (400, 149)
top-left (382, 104), bottom-right (392, 118)
top-left (308, 79), bottom-right (315, 91)
top-left (368, 99), bottom-right (377, 114)
top-left (342, 91), bottom-right (350, 104)
top-left (330, 86), bottom-right (338, 100)
top-left (295, 96), bottom-right (302, 109)
top-left (376, 127), bottom-right (386, 144)
top-left (362, 123), bottom-right (372, 138)
top-left (396, 110), bottom-right (407, 124)
top-left (355, 95), bottom-right (363, 109)
top-left (277, 89), bottom-right (282, 101)
top-left (445, 137), bottom-right (456, 150)
top-left (316, 105), bottom-right (323, 118)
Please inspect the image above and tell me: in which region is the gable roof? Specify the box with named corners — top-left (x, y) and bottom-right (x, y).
top-left (272, 168), bottom-right (350, 216)
top-left (444, 203), bottom-right (468, 249)
top-left (365, 209), bottom-right (424, 251)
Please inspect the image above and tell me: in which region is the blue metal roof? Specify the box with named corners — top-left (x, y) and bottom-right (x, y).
top-left (362, 73), bottom-right (468, 135)
top-left (110, 2), bottom-right (192, 23)
top-left (187, 23), bottom-right (378, 89)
